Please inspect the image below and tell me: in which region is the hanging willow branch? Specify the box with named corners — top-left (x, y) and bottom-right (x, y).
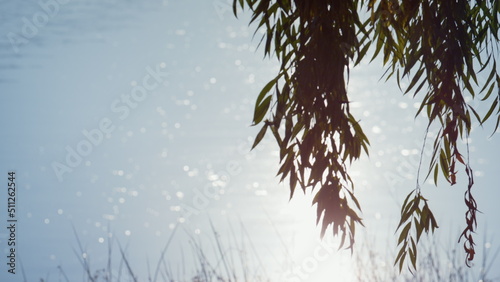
top-left (236, 0), bottom-right (371, 250)
top-left (233, 0), bottom-right (500, 271)
top-left (370, 0), bottom-right (498, 270)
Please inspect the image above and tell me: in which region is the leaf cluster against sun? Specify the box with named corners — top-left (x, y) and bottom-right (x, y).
top-left (233, 0), bottom-right (499, 272)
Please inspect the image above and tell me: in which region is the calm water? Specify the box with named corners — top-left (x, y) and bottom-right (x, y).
top-left (0, 1), bottom-right (499, 281)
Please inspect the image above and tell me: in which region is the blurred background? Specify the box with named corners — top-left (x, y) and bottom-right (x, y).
top-left (0, 0), bottom-right (499, 281)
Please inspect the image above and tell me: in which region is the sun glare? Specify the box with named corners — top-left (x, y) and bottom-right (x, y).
top-left (268, 187), bottom-right (359, 281)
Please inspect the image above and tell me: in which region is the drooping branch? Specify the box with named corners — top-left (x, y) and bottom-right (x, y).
top-left (237, 0), bottom-right (371, 250)
top-left (234, 0), bottom-right (500, 271)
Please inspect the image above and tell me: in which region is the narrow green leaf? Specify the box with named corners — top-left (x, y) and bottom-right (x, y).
top-left (439, 150), bottom-right (449, 180)
top-left (289, 169), bottom-right (297, 200)
top-left (251, 123), bottom-right (269, 150)
top-left (271, 123), bottom-right (283, 145)
top-left (355, 43), bottom-right (371, 66)
top-left (482, 98), bottom-right (498, 123)
top-left (395, 246), bottom-right (406, 265)
top-left (398, 222), bottom-right (411, 245)
top-left (347, 190), bottom-right (362, 211)
top-left (429, 210), bottom-right (439, 230)
top-left (479, 65), bottom-right (496, 94)
top-left (405, 67), bottom-right (425, 94)
top-left (409, 246), bottom-right (417, 269)
top-left (232, 0), bottom-right (238, 17)
top-left (401, 199), bottom-right (415, 219)
top-left (401, 191), bottom-right (416, 213)
top-left (481, 83), bottom-right (496, 102)
top-left (469, 106), bottom-right (482, 124)
top-left (253, 95), bottom-right (272, 125)
top-left (399, 252), bottom-right (406, 272)
top-left (256, 78), bottom-right (277, 106)
top-left (396, 210), bottom-right (412, 232)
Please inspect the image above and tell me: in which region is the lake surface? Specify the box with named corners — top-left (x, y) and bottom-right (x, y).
top-left (0, 1), bottom-right (499, 281)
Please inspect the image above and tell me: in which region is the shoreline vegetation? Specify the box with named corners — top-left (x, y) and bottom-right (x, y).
top-left (30, 220), bottom-right (499, 282)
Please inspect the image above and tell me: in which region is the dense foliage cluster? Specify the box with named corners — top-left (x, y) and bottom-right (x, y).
top-left (233, 0), bottom-right (499, 271)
